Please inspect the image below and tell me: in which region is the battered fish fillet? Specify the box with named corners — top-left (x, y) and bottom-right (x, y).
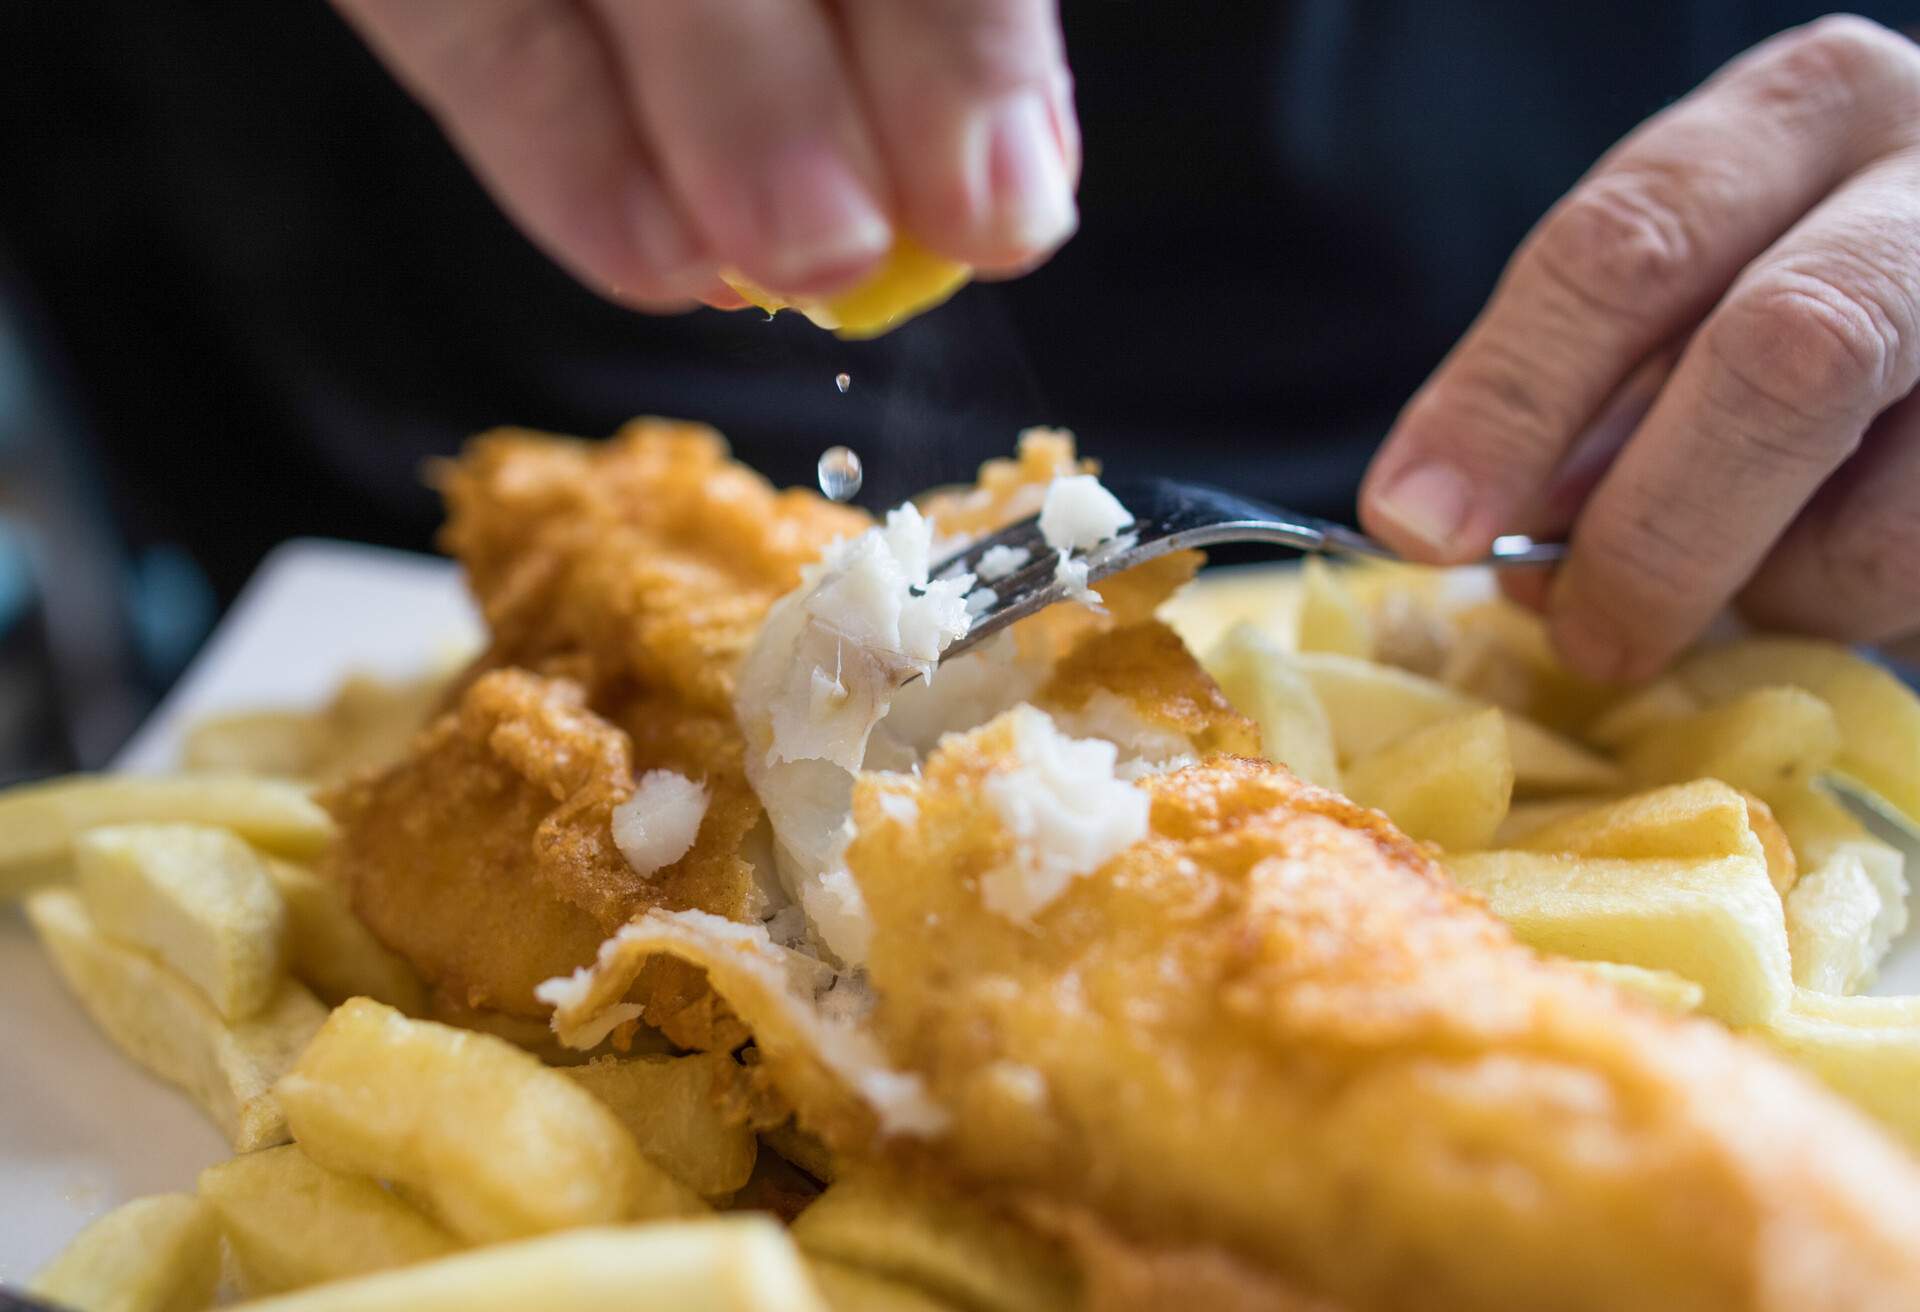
top-left (437, 417), bottom-right (867, 711)
top-left (324, 668), bottom-right (746, 1042)
top-left (328, 420), bottom-right (868, 1041)
top-left (838, 723), bottom-right (1920, 1311)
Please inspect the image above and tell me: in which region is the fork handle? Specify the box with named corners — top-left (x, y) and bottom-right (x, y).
top-left (1317, 522), bottom-right (1566, 567)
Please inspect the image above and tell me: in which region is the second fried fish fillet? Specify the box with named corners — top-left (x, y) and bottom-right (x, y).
top-left (324, 668), bottom-right (747, 1041)
top-left (437, 418), bottom-right (867, 712)
top-left (837, 714), bottom-right (1920, 1311)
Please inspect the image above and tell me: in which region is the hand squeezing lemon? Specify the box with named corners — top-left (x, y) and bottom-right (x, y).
top-left (723, 238), bottom-right (972, 340)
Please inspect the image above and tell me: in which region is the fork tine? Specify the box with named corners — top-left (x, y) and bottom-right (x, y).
top-left (932, 518), bottom-right (1051, 582)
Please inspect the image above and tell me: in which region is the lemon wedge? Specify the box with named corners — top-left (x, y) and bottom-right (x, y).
top-left (723, 237), bottom-right (970, 339)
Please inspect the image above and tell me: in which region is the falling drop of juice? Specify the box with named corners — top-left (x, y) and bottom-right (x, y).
top-left (834, 372), bottom-right (851, 393)
top-left (817, 446), bottom-right (864, 502)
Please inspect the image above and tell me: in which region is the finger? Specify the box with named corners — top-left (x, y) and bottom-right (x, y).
top-left (835, 0), bottom-right (1077, 274)
top-left (1738, 387), bottom-right (1920, 644)
top-left (332, 0), bottom-right (713, 307)
top-left (1548, 149), bottom-right (1920, 681)
top-left (1496, 346), bottom-right (1678, 613)
top-left (589, 0), bottom-right (893, 297)
top-left (1360, 15), bottom-right (1920, 563)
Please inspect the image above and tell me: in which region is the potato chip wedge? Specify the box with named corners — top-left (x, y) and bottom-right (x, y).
top-left (182, 710), bottom-right (327, 778)
top-left (762, 1120), bottom-right (837, 1184)
top-left (1739, 791), bottom-right (1799, 896)
top-left (26, 887), bottom-right (324, 1150)
top-left (1754, 991), bottom-right (1920, 1150)
top-left (1491, 797), bottom-right (1614, 846)
top-left (219, 1219), bottom-right (825, 1312)
top-left (1294, 652), bottom-right (1624, 794)
top-left (1294, 557), bottom-right (1372, 659)
top-left (791, 1169), bottom-right (1079, 1312)
top-left (0, 773), bottom-right (332, 894)
top-left (1566, 960), bottom-right (1705, 1014)
top-left (1203, 624), bottom-right (1341, 790)
top-left (75, 824), bottom-right (288, 1021)
top-left (1784, 847), bottom-right (1909, 995)
top-left (262, 858), bottom-right (425, 1015)
top-left (1584, 676), bottom-right (1702, 750)
top-left (1159, 567), bottom-right (1302, 658)
top-left (1511, 780), bottom-right (1764, 866)
top-left (275, 998), bottom-right (699, 1244)
top-left (1341, 708), bottom-right (1512, 851)
top-left (566, 1053), bottom-right (759, 1200)
top-left (200, 1145), bottom-right (459, 1296)
top-left (1677, 637), bottom-right (1920, 828)
top-left (1620, 686), bottom-right (1842, 801)
top-left (809, 1260), bottom-right (962, 1312)
top-left (30, 1193), bottom-right (220, 1312)
top-left (1443, 851), bottom-right (1792, 1024)
top-left (1439, 600), bottom-right (1613, 733)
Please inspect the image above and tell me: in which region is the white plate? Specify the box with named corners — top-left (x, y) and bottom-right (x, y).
top-left (0, 540), bottom-right (478, 1280)
top-left (0, 544), bottom-right (1913, 1278)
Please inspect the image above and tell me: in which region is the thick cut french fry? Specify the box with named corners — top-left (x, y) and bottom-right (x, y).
top-left (1443, 851), bottom-right (1792, 1025)
top-left (1439, 600), bottom-right (1613, 733)
top-left (1157, 566), bottom-right (1302, 658)
top-left (1341, 709), bottom-right (1512, 851)
top-left (26, 888), bottom-right (324, 1150)
top-left (762, 1120), bottom-right (837, 1184)
top-left (1509, 781), bottom-right (1796, 894)
top-left (1677, 637), bottom-right (1920, 829)
top-left (809, 1260), bottom-right (961, 1312)
top-left (199, 1145), bottom-right (459, 1296)
top-left (1491, 797), bottom-right (1614, 846)
top-left (275, 998), bottom-right (700, 1244)
top-left (1583, 677), bottom-right (1702, 749)
top-left (1738, 791), bottom-right (1799, 896)
top-left (1566, 961), bottom-right (1705, 1014)
top-left (790, 1170), bottom-right (1078, 1312)
top-left (565, 1053), bottom-right (758, 1200)
top-left (1295, 558), bottom-right (1372, 659)
top-left (1754, 991), bottom-right (1920, 1150)
top-left (1770, 780), bottom-right (1905, 878)
top-left (262, 858), bottom-right (425, 1014)
top-left (1293, 652), bottom-right (1624, 794)
top-left (1512, 780), bottom-right (1763, 865)
top-left (1620, 686), bottom-right (1842, 801)
top-left (1784, 848), bottom-right (1909, 995)
top-left (75, 824), bottom-right (288, 1021)
top-left (0, 773), bottom-right (332, 894)
top-left (220, 1219), bottom-right (826, 1312)
top-left (182, 711), bottom-right (327, 779)
top-left (1203, 624), bottom-right (1341, 790)
top-left (30, 1193), bottom-right (221, 1312)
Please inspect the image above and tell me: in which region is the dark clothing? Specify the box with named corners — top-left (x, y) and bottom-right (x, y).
top-left (0, 2), bottom-right (1905, 603)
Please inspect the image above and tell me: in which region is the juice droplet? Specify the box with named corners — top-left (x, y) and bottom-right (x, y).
top-left (834, 372), bottom-right (851, 393)
top-left (817, 446), bottom-right (864, 502)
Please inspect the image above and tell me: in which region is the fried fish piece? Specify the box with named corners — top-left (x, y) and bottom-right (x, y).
top-left (838, 719), bottom-right (1920, 1311)
top-left (324, 668), bottom-right (749, 1033)
top-left (1040, 620), bottom-right (1260, 760)
top-left (437, 418), bottom-right (867, 712)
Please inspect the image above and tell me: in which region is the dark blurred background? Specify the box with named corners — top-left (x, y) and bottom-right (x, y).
top-left (0, 1), bottom-right (1901, 779)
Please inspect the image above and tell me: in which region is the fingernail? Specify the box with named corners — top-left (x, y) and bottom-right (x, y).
top-left (759, 142), bottom-right (892, 290)
top-left (981, 89), bottom-right (1078, 256)
top-left (625, 177), bottom-right (709, 298)
top-left (1372, 462), bottom-right (1474, 556)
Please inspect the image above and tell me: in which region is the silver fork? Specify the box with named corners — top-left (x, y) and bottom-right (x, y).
top-left (931, 477), bottom-right (1564, 663)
